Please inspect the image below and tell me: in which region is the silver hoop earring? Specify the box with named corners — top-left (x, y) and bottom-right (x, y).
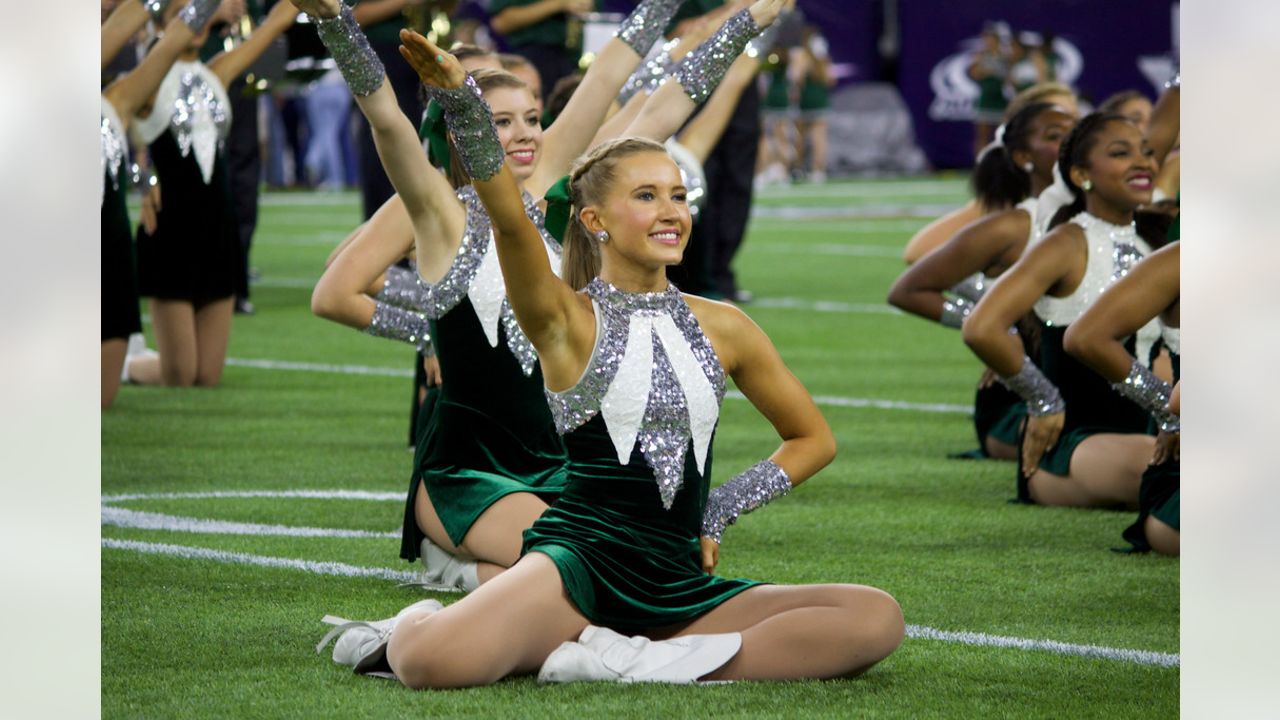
top-left (1081, 179), bottom-right (1093, 192)
top-left (596, 230), bottom-right (610, 244)
top-left (1022, 162), bottom-right (1034, 173)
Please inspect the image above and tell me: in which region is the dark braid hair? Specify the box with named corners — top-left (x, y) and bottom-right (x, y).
top-left (1047, 111), bottom-right (1170, 247)
top-left (971, 101), bottom-right (1060, 211)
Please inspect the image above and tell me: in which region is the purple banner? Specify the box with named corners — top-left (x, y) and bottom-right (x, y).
top-left (898, 0), bottom-right (1178, 168)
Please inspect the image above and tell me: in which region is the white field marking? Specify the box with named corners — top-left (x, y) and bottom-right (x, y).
top-left (255, 232), bottom-right (350, 247)
top-left (259, 192), bottom-right (362, 207)
top-left (904, 625), bottom-right (1179, 668)
top-left (102, 489), bottom-right (405, 503)
top-left (752, 204), bottom-right (958, 220)
top-left (250, 277), bottom-right (318, 289)
top-left (101, 506), bottom-right (399, 539)
top-left (749, 219), bottom-right (927, 233)
top-left (753, 243), bottom-right (903, 258)
top-left (98, 531), bottom-right (1175, 667)
top-left (102, 538), bottom-right (420, 583)
top-left (724, 390), bottom-right (969, 415)
top-left (757, 180), bottom-right (967, 198)
top-left (221, 357), bottom-right (972, 415)
top-left (750, 296), bottom-right (904, 316)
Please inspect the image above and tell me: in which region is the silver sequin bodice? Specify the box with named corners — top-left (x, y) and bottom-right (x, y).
top-left (100, 96), bottom-right (127, 205)
top-left (133, 61), bottom-right (231, 185)
top-left (1034, 212), bottom-right (1161, 362)
top-left (420, 186), bottom-right (563, 376)
top-left (545, 280), bottom-right (725, 509)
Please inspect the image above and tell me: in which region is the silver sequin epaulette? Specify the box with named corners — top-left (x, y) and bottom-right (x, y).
top-left (420, 187), bottom-right (561, 376)
top-left (546, 279), bottom-right (725, 509)
top-left (171, 69), bottom-right (230, 184)
top-left (100, 98), bottom-right (127, 196)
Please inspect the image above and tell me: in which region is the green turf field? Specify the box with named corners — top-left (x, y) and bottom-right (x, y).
top-left (104, 176), bottom-right (1178, 718)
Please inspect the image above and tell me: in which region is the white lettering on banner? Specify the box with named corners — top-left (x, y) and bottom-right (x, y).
top-left (928, 34), bottom-right (1082, 123)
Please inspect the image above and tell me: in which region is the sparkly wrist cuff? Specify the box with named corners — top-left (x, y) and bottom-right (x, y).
top-left (701, 459), bottom-right (791, 543)
top-left (999, 357), bottom-right (1065, 416)
top-left (616, 0), bottom-right (683, 57)
top-left (939, 298), bottom-right (974, 329)
top-left (375, 264), bottom-right (429, 311)
top-left (426, 75), bottom-right (504, 181)
top-left (673, 10), bottom-right (763, 104)
top-left (744, 19), bottom-right (782, 59)
top-left (617, 41), bottom-right (676, 105)
top-left (1112, 359), bottom-right (1178, 431)
top-left (950, 274), bottom-right (989, 303)
top-left (178, 0), bottom-right (219, 33)
top-left (144, 0), bottom-right (170, 22)
top-left (1164, 72), bottom-right (1180, 90)
top-left (366, 301), bottom-right (433, 355)
top-left (313, 4), bottom-right (385, 97)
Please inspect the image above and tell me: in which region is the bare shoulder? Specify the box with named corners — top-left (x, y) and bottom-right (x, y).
top-left (682, 294), bottom-right (762, 373)
top-left (1028, 221), bottom-right (1086, 261)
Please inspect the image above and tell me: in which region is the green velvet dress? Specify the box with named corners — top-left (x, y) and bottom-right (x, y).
top-left (398, 188), bottom-right (569, 559)
top-left (522, 279), bottom-right (762, 633)
top-left (1121, 327), bottom-right (1179, 551)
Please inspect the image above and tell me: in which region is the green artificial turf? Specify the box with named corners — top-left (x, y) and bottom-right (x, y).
top-left (106, 177), bottom-right (1177, 718)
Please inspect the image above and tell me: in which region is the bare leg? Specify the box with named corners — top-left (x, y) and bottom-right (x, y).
top-left (387, 552), bottom-right (588, 688)
top-left (102, 339), bottom-right (127, 409)
top-left (1144, 516), bottom-right (1179, 556)
top-left (137, 298), bottom-right (198, 386)
top-left (412, 480), bottom-right (543, 583)
top-left (808, 117), bottom-right (828, 177)
top-left (901, 200), bottom-right (981, 264)
top-left (983, 436), bottom-right (1019, 461)
top-left (193, 296), bottom-right (234, 386)
top-left (1028, 433), bottom-right (1153, 508)
top-left (656, 584), bottom-right (903, 681)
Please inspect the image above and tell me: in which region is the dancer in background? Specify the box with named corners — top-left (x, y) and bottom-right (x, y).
top-left (887, 101), bottom-right (1076, 459)
top-left (102, 0), bottom-right (233, 407)
top-left (961, 112), bottom-right (1171, 508)
top-left (123, 0), bottom-right (300, 387)
top-left (1065, 242), bottom-right (1180, 554)
top-left (317, 21), bottom-right (902, 688)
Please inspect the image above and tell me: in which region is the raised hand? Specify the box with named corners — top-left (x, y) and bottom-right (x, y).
top-left (397, 29), bottom-right (467, 90)
top-left (747, 0), bottom-right (787, 27)
top-left (1021, 412), bottom-right (1064, 478)
top-left (286, 0), bottom-right (338, 20)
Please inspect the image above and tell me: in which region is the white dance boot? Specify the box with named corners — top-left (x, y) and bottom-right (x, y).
top-left (538, 625), bottom-right (742, 684)
top-left (315, 598), bottom-right (443, 678)
top-left (411, 537), bottom-right (480, 593)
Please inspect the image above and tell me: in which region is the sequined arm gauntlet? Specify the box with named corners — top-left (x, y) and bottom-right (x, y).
top-left (950, 274), bottom-right (989, 303)
top-left (616, 0), bottom-right (684, 57)
top-left (999, 356), bottom-right (1065, 416)
top-left (672, 10), bottom-right (763, 104)
top-left (617, 39), bottom-right (678, 105)
top-left (366, 301), bottom-right (434, 356)
top-left (1113, 359), bottom-right (1179, 432)
top-left (939, 297), bottom-right (975, 329)
top-left (425, 75), bottom-right (504, 181)
top-left (177, 0), bottom-right (220, 32)
top-left (311, 4), bottom-right (385, 97)
top-left (701, 459), bottom-right (791, 543)
top-left (375, 264), bottom-right (429, 311)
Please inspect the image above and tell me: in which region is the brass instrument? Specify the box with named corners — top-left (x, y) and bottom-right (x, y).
top-left (404, 1), bottom-right (459, 47)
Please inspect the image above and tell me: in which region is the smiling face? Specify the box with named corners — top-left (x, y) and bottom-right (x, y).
top-left (483, 86), bottom-right (543, 183)
top-left (1073, 119), bottom-right (1156, 217)
top-left (584, 151), bottom-right (692, 272)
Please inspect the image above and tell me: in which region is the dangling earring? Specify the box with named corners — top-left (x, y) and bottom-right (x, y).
top-left (1081, 179), bottom-right (1093, 192)
top-left (1022, 162), bottom-right (1034, 173)
top-left (596, 230), bottom-right (610, 244)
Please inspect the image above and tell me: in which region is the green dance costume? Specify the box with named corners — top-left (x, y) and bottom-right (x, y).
top-left (1018, 212), bottom-right (1162, 500)
top-left (399, 187), bottom-right (570, 558)
top-left (523, 280), bottom-right (762, 633)
top-left (1121, 324), bottom-right (1179, 551)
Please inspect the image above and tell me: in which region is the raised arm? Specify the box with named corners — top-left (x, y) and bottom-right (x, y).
top-left (1064, 242), bottom-right (1179, 430)
top-left (208, 1), bottom-right (299, 89)
top-left (624, 0), bottom-right (784, 145)
top-left (1147, 76), bottom-right (1179, 167)
top-left (694, 299), bottom-right (834, 566)
top-left (102, 0), bottom-right (152, 69)
top-left (400, 33), bottom-right (581, 347)
top-left (887, 207), bottom-right (1031, 327)
top-left (103, 0), bottom-right (225, 124)
top-left (530, 0), bottom-right (689, 194)
top-left (290, 0), bottom-right (464, 276)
